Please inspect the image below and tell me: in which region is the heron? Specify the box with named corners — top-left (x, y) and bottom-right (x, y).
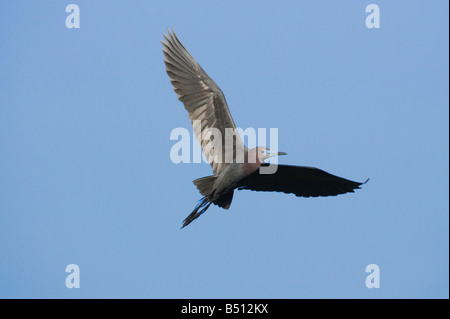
top-left (161, 30), bottom-right (367, 228)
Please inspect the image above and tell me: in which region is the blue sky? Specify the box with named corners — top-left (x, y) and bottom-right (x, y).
top-left (0, 1), bottom-right (448, 298)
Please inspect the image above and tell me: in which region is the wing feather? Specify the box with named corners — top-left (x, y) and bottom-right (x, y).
top-left (162, 30), bottom-right (246, 175)
top-left (237, 164), bottom-right (367, 198)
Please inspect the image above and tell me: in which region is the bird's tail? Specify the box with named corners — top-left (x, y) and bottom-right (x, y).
top-left (193, 175), bottom-right (217, 197)
top-left (181, 197), bottom-right (212, 228)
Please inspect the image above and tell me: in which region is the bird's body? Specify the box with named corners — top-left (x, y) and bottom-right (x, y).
top-left (212, 163), bottom-right (246, 195)
top-left (185, 147), bottom-right (269, 226)
top-left (213, 148), bottom-right (263, 194)
top-left (161, 30), bottom-right (367, 228)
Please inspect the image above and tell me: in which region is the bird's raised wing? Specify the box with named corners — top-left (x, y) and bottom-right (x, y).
top-left (162, 30), bottom-right (246, 175)
top-left (237, 164), bottom-right (367, 197)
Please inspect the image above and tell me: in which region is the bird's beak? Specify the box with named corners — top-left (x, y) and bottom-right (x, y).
top-left (269, 151), bottom-right (287, 157)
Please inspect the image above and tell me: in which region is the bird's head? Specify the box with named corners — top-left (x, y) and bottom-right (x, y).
top-left (251, 146), bottom-right (287, 163)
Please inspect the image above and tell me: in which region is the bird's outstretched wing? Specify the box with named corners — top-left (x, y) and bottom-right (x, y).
top-left (237, 164), bottom-right (367, 197)
top-left (162, 30), bottom-right (246, 175)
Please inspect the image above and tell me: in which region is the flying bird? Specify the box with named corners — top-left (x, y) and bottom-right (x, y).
top-left (161, 30), bottom-right (367, 228)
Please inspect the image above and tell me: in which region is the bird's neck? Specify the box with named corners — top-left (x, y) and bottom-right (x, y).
top-left (242, 151), bottom-right (262, 176)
